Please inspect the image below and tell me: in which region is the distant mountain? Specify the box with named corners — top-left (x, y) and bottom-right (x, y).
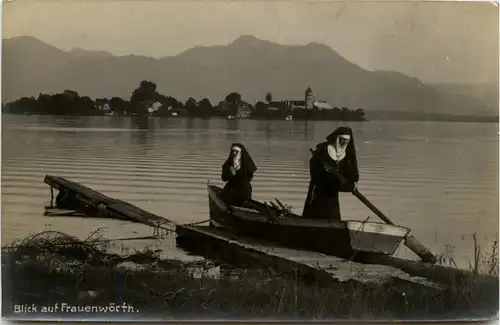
top-left (430, 82), bottom-right (499, 111)
top-left (69, 47), bottom-right (113, 59)
top-left (2, 35), bottom-right (496, 117)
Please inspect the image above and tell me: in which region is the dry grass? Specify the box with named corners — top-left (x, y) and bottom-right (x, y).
top-left (436, 235), bottom-right (499, 277)
top-left (2, 230), bottom-right (498, 321)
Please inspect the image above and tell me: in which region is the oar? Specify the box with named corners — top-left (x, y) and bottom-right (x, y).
top-left (352, 187), bottom-right (437, 264)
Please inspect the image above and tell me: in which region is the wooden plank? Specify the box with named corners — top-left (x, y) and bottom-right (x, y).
top-left (176, 224), bottom-right (442, 289)
top-left (43, 175), bottom-right (173, 228)
top-left (45, 175), bottom-right (111, 203)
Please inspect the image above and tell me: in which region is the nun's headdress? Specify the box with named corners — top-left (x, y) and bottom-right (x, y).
top-left (226, 143), bottom-right (257, 174)
top-left (317, 126), bottom-right (358, 162)
top-left (325, 126), bottom-right (354, 143)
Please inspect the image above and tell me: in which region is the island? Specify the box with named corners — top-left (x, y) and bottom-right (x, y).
top-left (2, 81), bottom-right (367, 122)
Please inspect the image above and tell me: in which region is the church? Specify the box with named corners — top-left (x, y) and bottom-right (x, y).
top-left (266, 86), bottom-right (333, 111)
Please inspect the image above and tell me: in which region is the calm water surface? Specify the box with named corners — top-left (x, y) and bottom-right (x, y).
top-left (2, 115), bottom-right (498, 267)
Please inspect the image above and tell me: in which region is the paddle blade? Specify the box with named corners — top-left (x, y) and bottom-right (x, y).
top-left (404, 235), bottom-right (437, 264)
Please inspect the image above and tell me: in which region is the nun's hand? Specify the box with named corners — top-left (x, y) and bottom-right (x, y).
top-left (323, 160), bottom-right (333, 172)
top-left (352, 182), bottom-right (358, 192)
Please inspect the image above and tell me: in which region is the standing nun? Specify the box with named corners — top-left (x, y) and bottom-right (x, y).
top-left (221, 143), bottom-right (258, 206)
top-left (302, 126), bottom-right (359, 221)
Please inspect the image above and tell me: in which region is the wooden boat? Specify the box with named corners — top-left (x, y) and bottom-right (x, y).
top-left (207, 183), bottom-right (411, 258)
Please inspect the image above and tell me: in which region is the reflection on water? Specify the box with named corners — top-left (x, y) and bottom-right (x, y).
top-left (1, 115), bottom-right (498, 268)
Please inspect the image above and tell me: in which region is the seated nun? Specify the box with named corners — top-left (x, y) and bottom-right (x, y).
top-left (221, 143), bottom-right (258, 206)
top-left (302, 126), bottom-right (359, 221)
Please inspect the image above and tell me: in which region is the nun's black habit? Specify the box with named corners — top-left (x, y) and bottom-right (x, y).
top-left (221, 143), bottom-right (258, 206)
top-left (302, 127), bottom-right (359, 221)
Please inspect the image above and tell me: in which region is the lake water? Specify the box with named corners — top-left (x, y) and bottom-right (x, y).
top-left (1, 115), bottom-right (498, 268)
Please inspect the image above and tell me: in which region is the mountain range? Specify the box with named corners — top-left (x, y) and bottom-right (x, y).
top-left (2, 35), bottom-right (498, 118)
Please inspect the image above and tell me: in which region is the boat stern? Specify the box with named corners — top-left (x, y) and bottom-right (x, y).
top-left (345, 221), bottom-right (410, 255)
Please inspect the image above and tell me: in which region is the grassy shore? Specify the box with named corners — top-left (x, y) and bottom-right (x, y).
top-left (2, 230), bottom-right (498, 321)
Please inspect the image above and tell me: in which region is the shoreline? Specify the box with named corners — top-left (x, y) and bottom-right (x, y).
top-left (2, 230), bottom-right (499, 321)
top-left (2, 112), bottom-right (499, 124)
top-left (1, 112), bottom-right (367, 122)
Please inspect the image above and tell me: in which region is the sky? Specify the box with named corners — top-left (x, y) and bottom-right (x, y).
top-left (3, 0), bottom-right (499, 84)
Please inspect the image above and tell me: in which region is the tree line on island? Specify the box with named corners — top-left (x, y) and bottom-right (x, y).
top-left (3, 80), bottom-right (366, 121)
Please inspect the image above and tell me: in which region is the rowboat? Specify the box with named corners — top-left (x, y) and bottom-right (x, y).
top-left (207, 183), bottom-right (411, 258)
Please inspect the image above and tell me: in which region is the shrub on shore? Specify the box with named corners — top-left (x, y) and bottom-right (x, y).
top-left (2, 231), bottom-right (498, 320)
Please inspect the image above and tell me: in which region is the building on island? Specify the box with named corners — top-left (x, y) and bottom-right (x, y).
top-left (266, 86), bottom-right (333, 111)
top-left (147, 101), bottom-right (162, 114)
top-left (235, 104), bottom-right (253, 118)
top-left (95, 98), bottom-right (114, 115)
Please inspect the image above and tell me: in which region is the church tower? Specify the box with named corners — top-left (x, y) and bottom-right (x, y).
top-left (305, 86), bottom-right (314, 109)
